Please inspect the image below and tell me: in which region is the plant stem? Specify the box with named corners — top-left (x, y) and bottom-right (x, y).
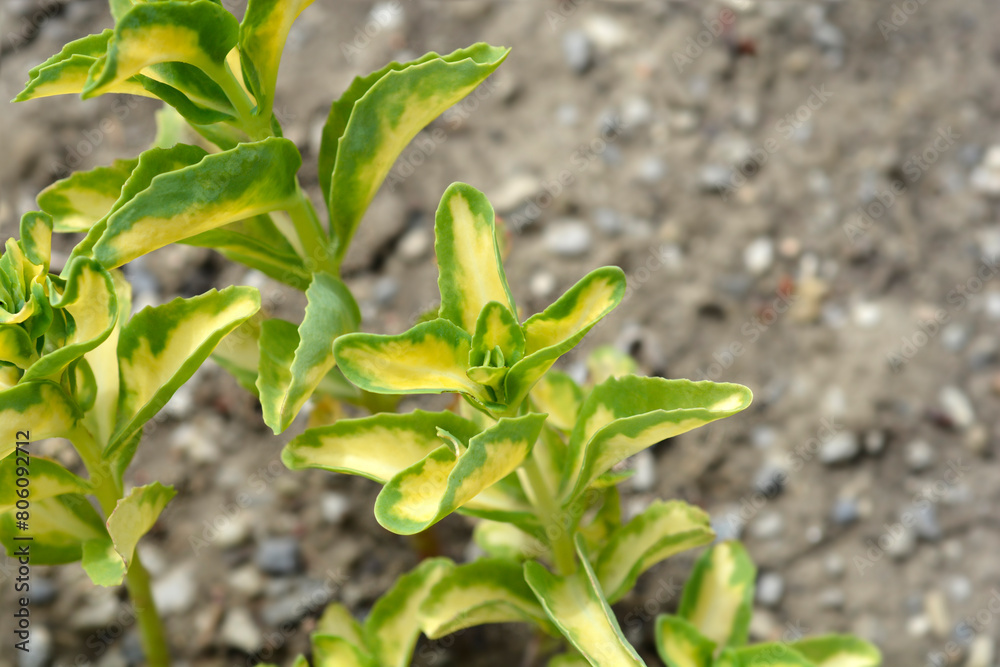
top-left (287, 183), bottom-right (337, 275)
top-left (73, 428), bottom-right (170, 666)
top-left (211, 63), bottom-right (272, 141)
top-left (125, 552), bottom-right (170, 667)
top-left (522, 456), bottom-right (576, 575)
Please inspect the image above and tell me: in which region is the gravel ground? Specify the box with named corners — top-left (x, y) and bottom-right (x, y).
top-left (2, 0), bottom-right (1000, 665)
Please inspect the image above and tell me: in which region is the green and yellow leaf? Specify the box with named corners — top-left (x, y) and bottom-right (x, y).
top-left (365, 557), bottom-right (453, 667)
top-left (654, 615), bottom-right (717, 667)
top-left (106, 481), bottom-right (176, 571)
top-left (82, 270), bottom-right (131, 445)
top-left (595, 500), bottom-right (714, 603)
top-left (530, 371), bottom-right (583, 432)
top-left (791, 635), bottom-right (882, 667)
top-left (524, 537), bottom-right (646, 667)
top-left (435, 183), bottom-right (517, 334)
top-left (420, 558), bottom-right (552, 638)
top-left (258, 272), bottom-right (360, 434)
top-left (239, 0), bottom-right (316, 118)
top-left (0, 382), bottom-right (82, 461)
top-left (334, 319), bottom-right (490, 403)
top-left (83, 1), bottom-right (239, 99)
top-left (37, 159), bottom-right (138, 233)
top-left (111, 286), bottom-right (260, 451)
top-left (506, 267), bottom-right (626, 410)
top-left (324, 45), bottom-right (509, 262)
top-left (315, 603), bottom-right (366, 647)
top-left (715, 644), bottom-right (815, 667)
top-left (473, 519), bottom-right (537, 561)
top-left (0, 456), bottom-right (92, 515)
top-left (19, 211), bottom-right (54, 271)
top-left (92, 138), bottom-right (301, 268)
top-left (312, 635), bottom-right (376, 667)
top-left (587, 345), bottom-right (639, 386)
top-left (561, 376), bottom-right (752, 501)
top-left (375, 413), bottom-right (545, 535)
top-left (0, 494), bottom-right (107, 565)
top-left (678, 541), bottom-right (756, 650)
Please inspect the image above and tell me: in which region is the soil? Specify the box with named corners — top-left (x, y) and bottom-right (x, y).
top-left (2, 0), bottom-right (1000, 666)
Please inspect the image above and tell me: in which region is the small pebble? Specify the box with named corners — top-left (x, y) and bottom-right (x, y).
top-left (909, 503), bottom-right (941, 541)
top-left (17, 626), bottom-right (52, 667)
top-left (750, 425), bottom-right (777, 450)
top-left (562, 30), bottom-right (593, 73)
top-left (491, 175), bottom-right (541, 213)
top-left (698, 165), bottom-right (732, 192)
top-left (544, 219), bottom-right (592, 257)
top-left (863, 429), bottom-right (886, 455)
top-left (630, 449), bottom-right (656, 492)
top-left (592, 207), bottom-right (623, 236)
top-left (529, 271), bottom-right (557, 299)
top-left (397, 227), bottom-right (431, 262)
top-left (256, 538), bottom-right (302, 576)
top-left (940, 386), bottom-right (976, 430)
top-left (321, 492), bottom-right (351, 524)
top-left (220, 608), bottom-right (262, 654)
top-left (819, 432), bottom-right (860, 465)
top-left (750, 511), bottom-right (784, 540)
top-left (637, 156), bottom-right (667, 183)
top-left (372, 276), bottom-right (398, 306)
top-left (906, 614), bottom-right (931, 638)
top-left (885, 524), bottom-right (917, 559)
top-left (756, 573), bottom-right (784, 607)
top-left (712, 510), bottom-right (744, 541)
top-left (754, 462), bottom-right (786, 497)
top-left (966, 634), bottom-right (995, 667)
top-left (904, 439), bottom-right (935, 472)
top-left (229, 565), bottom-right (265, 598)
top-left (941, 323), bottom-right (969, 352)
top-left (852, 302), bottom-right (881, 328)
top-left (964, 424), bottom-right (989, 457)
top-left (818, 588), bottom-right (845, 610)
top-left (743, 237), bottom-right (774, 275)
top-left (924, 590), bottom-right (950, 638)
top-left (620, 96), bottom-right (652, 127)
top-left (946, 575), bottom-right (972, 603)
top-left (152, 565), bottom-right (197, 616)
top-left (824, 553), bottom-right (846, 578)
top-left (830, 498), bottom-right (859, 525)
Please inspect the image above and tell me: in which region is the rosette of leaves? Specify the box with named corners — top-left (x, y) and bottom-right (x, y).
top-left (0, 208), bottom-right (260, 590)
top-left (15, 0), bottom-right (510, 434)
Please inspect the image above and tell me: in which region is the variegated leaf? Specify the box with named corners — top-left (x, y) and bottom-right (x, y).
top-left (791, 635), bottom-right (882, 667)
top-left (530, 370), bottom-right (583, 432)
top-left (715, 644), bottom-right (815, 667)
top-left (678, 541), bottom-right (756, 650)
top-left (239, 0), bottom-right (316, 118)
top-left (505, 267), bottom-right (626, 410)
top-left (654, 615), bottom-right (717, 667)
top-left (37, 159), bottom-right (137, 233)
top-left (587, 345), bottom-right (638, 386)
top-left (0, 382), bottom-right (81, 461)
top-left (283, 410), bottom-right (480, 483)
top-left (364, 557), bottom-right (453, 667)
top-left (257, 272), bottom-right (360, 434)
top-left (375, 413), bottom-right (545, 535)
top-left (0, 494), bottom-right (107, 565)
top-left (334, 319), bottom-right (491, 404)
top-left (524, 537), bottom-right (646, 667)
top-left (19, 211), bottom-right (54, 272)
top-left (420, 558), bottom-right (551, 638)
top-left (473, 519), bottom-right (537, 561)
top-left (595, 500), bottom-right (714, 603)
top-left (0, 456), bottom-right (92, 515)
top-left (312, 635), bottom-right (376, 667)
top-left (435, 183), bottom-right (517, 334)
top-left (82, 270), bottom-right (131, 445)
top-left (323, 45), bottom-right (509, 262)
top-left (561, 376), bottom-right (752, 501)
top-left (110, 286), bottom-right (260, 451)
top-left (83, 1), bottom-right (239, 99)
top-left (92, 138), bottom-right (301, 268)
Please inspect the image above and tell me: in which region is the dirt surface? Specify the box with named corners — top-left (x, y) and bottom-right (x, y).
top-left (3, 0), bottom-right (1000, 665)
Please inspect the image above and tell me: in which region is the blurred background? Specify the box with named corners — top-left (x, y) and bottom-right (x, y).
top-left (2, 0), bottom-right (1000, 665)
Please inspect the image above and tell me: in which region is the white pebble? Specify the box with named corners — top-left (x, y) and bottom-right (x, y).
top-left (743, 237), bottom-right (774, 275)
top-left (544, 220), bottom-right (592, 257)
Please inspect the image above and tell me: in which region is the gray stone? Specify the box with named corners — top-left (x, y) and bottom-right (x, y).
top-left (592, 207), bottom-right (623, 236)
top-left (820, 432), bottom-right (860, 465)
top-left (941, 323), bottom-right (969, 352)
top-left (630, 449), bottom-right (656, 492)
top-left (544, 219), bottom-right (592, 257)
top-left (321, 492), bottom-right (351, 524)
top-left (750, 511), bottom-right (784, 540)
top-left (256, 538), bottom-right (302, 576)
top-left (152, 564), bottom-right (197, 616)
top-left (637, 156), bottom-right (667, 183)
top-left (940, 385), bottom-right (975, 429)
top-left (220, 608), bottom-right (262, 653)
top-left (756, 573), bottom-right (784, 607)
top-left (909, 504), bottom-right (941, 541)
top-left (529, 271), bottom-right (557, 299)
top-left (885, 524), bottom-right (917, 559)
top-left (712, 510), bottom-right (744, 541)
top-left (397, 227), bottom-right (431, 262)
top-left (946, 575), bottom-right (972, 603)
top-left (818, 588), bottom-right (845, 610)
top-left (491, 175), bottom-right (541, 214)
top-left (754, 462), bottom-right (786, 497)
top-left (904, 439), bottom-right (935, 472)
top-left (863, 430), bottom-right (886, 455)
top-left (966, 335), bottom-right (999, 369)
top-left (830, 498), bottom-right (859, 525)
top-left (17, 626), bottom-right (51, 667)
top-left (372, 276), bottom-right (398, 306)
top-left (562, 31), bottom-right (593, 73)
top-left (824, 553), bottom-right (846, 578)
top-left (698, 165), bottom-right (732, 192)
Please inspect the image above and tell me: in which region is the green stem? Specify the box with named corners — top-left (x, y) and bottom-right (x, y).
top-left (209, 63), bottom-right (272, 141)
top-left (287, 183), bottom-right (337, 275)
top-left (523, 456), bottom-right (576, 575)
top-left (73, 428), bottom-right (170, 666)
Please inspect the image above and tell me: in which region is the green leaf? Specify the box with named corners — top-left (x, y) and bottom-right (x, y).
top-left (334, 319), bottom-right (491, 404)
top-left (505, 267), bottom-right (627, 410)
top-left (470, 301), bottom-right (525, 368)
top-left (561, 376), bottom-right (752, 501)
top-left (0, 456), bottom-right (92, 515)
top-left (12, 31), bottom-right (154, 102)
top-left (257, 273), bottom-right (360, 434)
top-left (791, 635), bottom-right (882, 667)
top-left (0, 382), bottom-right (82, 461)
top-left (716, 644), bottom-right (815, 667)
top-left (548, 654), bottom-right (591, 667)
top-left (312, 635), bottom-right (376, 667)
top-left (92, 138), bottom-right (301, 268)
top-left (83, 1), bottom-right (239, 99)
top-left (0, 325), bottom-right (37, 368)
top-left (22, 258), bottom-right (118, 383)
top-left (283, 409), bottom-right (480, 483)
top-left (654, 615), bottom-right (717, 667)
top-left (19, 211), bottom-right (53, 272)
top-left (435, 183), bottom-right (517, 334)
top-left (473, 520), bottom-right (536, 561)
top-left (111, 286), bottom-right (261, 451)
top-left (0, 494), bottom-right (107, 565)
top-left (530, 371), bottom-right (583, 432)
top-left (182, 214), bottom-right (310, 290)
top-left (365, 557), bottom-right (453, 667)
top-left (86, 481), bottom-right (176, 585)
top-left (210, 313), bottom-right (262, 396)
top-left (595, 500), bottom-right (714, 603)
top-left (37, 159), bottom-right (138, 233)
top-left (420, 558), bottom-right (552, 638)
top-left (316, 603), bottom-right (366, 647)
top-left (587, 345), bottom-right (639, 386)
top-left (375, 413), bottom-right (545, 535)
top-left (678, 541), bottom-right (756, 650)
top-left (324, 44), bottom-right (509, 262)
top-left (82, 270), bottom-right (131, 445)
top-left (239, 0), bottom-right (316, 118)
top-left (524, 537), bottom-right (646, 667)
